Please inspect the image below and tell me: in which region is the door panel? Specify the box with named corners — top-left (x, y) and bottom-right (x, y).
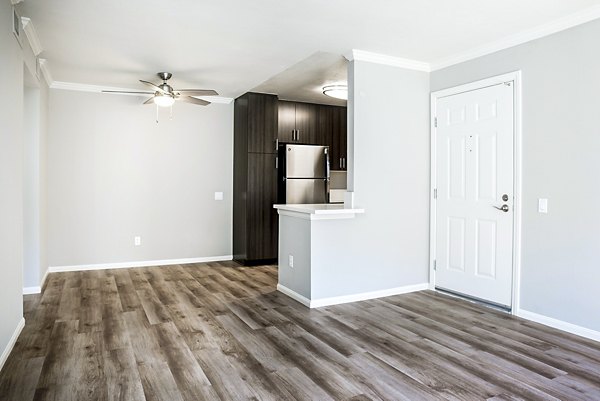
top-left (278, 101), bottom-right (296, 142)
top-left (247, 153), bottom-right (278, 260)
top-left (435, 83), bottom-right (514, 307)
top-left (247, 93), bottom-right (278, 154)
top-left (285, 179), bottom-right (327, 204)
top-left (285, 145), bottom-right (328, 179)
top-left (294, 102), bottom-right (317, 144)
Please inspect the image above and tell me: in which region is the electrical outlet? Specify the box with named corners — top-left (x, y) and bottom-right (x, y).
top-left (134, 236), bottom-right (141, 246)
top-left (288, 254), bottom-right (294, 268)
top-left (214, 192), bottom-right (224, 201)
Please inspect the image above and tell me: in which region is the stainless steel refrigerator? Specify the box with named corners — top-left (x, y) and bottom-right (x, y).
top-left (278, 144), bottom-right (329, 204)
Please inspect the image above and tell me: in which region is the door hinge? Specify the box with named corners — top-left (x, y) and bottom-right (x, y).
top-left (433, 260), bottom-right (437, 271)
top-left (433, 188), bottom-right (437, 199)
top-left (434, 117), bottom-right (438, 128)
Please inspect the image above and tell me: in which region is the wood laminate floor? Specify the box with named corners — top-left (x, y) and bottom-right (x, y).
top-left (1, 261), bottom-right (599, 400)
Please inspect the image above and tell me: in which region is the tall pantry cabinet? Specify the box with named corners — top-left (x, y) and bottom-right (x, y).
top-left (233, 93), bottom-right (279, 265)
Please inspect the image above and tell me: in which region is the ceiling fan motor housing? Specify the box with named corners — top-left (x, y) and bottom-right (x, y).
top-left (158, 72), bottom-right (172, 82)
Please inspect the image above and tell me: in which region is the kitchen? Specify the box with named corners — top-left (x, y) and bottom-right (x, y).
top-left (232, 77), bottom-right (350, 267)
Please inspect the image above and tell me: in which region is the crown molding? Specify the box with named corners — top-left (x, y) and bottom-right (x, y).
top-left (20, 17), bottom-right (43, 56)
top-left (430, 5), bottom-right (600, 71)
top-left (345, 49), bottom-right (430, 72)
top-left (38, 58), bottom-right (52, 86)
top-left (50, 81), bottom-right (233, 104)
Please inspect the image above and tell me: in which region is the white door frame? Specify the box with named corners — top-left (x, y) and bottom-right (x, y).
top-left (429, 71), bottom-right (522, 314)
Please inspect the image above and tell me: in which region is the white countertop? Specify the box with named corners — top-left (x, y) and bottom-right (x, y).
top-left (274, 204), bottom-right (365, 220)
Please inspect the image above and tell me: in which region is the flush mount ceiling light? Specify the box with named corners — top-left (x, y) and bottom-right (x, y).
top-left (323, 85), bottom-right (348, 100)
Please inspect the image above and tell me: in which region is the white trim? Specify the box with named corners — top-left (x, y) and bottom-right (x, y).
top-left (309, 283), bottom-right (430, 308)
top-left (22, 269), bottom-right (49, 295)
top-left (0, 318), bottom-right (25, 373)
top-left (23, 286), bottom-right (41, 295)
top-left (20, 17), bottom-right (42, 56)
top-left (429, 71), bottom-right (523, 312)
top-left (431, 5), bottom-right (600, 71)
top-left (517, 309), bottom-right (600, 343)
top-left (345, 49), bottom-right (430, 72)
top-left (49, 255), bottom-right (233, 273)
top-left (277, 284), bottom-right (311, 307)
top-left (37, 58), bottom-right (52, 86)
top-left (50, 81), bottom-right (233, 104)
top-left (277, 283), bottom-right (429, 309)
top-left (10, 0), bottom-right (24, 4)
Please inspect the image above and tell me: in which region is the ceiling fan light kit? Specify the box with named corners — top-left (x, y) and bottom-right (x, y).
top-left (102, 72), bottom-right (219, 122)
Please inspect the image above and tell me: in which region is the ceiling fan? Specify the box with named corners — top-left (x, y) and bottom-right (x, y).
top-left (102, 72), bottom-right (219, 107)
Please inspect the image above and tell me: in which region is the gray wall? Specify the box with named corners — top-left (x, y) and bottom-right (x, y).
top-left (431, 19), bottom-right (600, 331)
top-left (333, 60), bottom-right (430, 295)
top-left (23, 68), bottom-right (49, 289)
top-left (0, 2), bottom-right (25, 361)
top-left (47, 90), bottom-right (234, 267)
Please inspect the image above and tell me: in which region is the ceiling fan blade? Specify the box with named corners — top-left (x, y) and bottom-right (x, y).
top-left (175, 89), bottom-right (219, 96)
top-left (102, 90), bottom-right (154, 95)
top-left (139, 80), bottom-right (168, 94)
top-left (143, 97), bottom-right (155, 105)
top-left (176, 96), bottom-right (210, 106)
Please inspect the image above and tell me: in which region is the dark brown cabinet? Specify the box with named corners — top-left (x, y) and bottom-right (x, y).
top-left (278, 101), bottom-right (317, 144)
top-left (234, 93), bottom-right (347, 265)
top-left (233, 93), bottom-right (279, 265)
top-left (331, 106), bottom-right (348, 170)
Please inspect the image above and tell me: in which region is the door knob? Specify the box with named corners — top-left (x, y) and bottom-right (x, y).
top-left (494, 204), bottom-right (509, 212)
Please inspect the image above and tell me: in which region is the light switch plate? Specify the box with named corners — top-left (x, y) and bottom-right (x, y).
top-left (214, 192), bottom-right (223, 201)
top-left (288, 255), bottom-right (294, 268)
top-left (538, 198), bottom-right (548, 214)
top-left (134, 236), bottom-right (141, 246)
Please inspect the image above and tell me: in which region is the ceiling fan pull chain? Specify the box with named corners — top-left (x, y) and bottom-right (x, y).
top-left (156, 104), bottom-right (159, 124)
top-left (170, 105), bottom-right (173, 120)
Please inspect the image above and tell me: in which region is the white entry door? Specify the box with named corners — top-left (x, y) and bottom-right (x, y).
top-left (434, 82), bottom-right (514, 307)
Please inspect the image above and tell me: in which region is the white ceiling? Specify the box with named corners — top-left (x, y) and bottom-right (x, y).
top-left (252, 52), bottom-right (348, 106)
top-left (19, 0), bottom-right (600, 100)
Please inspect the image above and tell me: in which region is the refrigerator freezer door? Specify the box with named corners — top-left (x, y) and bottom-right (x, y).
top-left (285, 145), bottom-right (327, 178)
top-left (286, 179), bottom-right (328, 204)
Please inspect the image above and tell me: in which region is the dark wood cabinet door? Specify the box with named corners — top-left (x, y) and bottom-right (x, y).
top-left (331, 106), bottom-right (347, 170)
top-left (247, 93), bottom-right (278, 154)
top-left (246, 153), bottom-right (278, 260)
top-left (316, 105), bottom-right (333, 147)
top-left (294, 102), bottom-right (317, 144)
top-left (277, 101), bottom-right (296, 143)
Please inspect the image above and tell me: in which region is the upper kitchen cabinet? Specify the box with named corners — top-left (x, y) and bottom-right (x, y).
top-left (238, 92), bottom-right (278, 154)
top-left (316, 105), bottom-right (334, 147)
top-left (278, 101), bottom-right (317, 144)
top-left (331, 106), bottom-right (348, 170)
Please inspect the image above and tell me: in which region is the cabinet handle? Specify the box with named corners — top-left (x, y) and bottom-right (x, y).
top-left (297, 130), bottom-right (300, 141)
top-left (275, 156), bottom-right (278, 169)
top-left (275, 138), bottom-right (279, 151)
top-left (343, 157), bottom-right (346, 169)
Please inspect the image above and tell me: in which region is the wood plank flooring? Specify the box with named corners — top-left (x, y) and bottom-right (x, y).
top-left (1, 261), bottom-right (600, 400)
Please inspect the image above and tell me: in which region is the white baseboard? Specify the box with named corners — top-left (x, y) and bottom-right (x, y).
top-left (48, 255), bottom-right (233, 273)
top-left (277, 284), bottom-right (311, 307)
top-left (0, 318), bottom-right (25, 373)
top-left (22, 268), bottom-right (50, 295)
top-left (517, 309), bottom-right (600, 343)
top-left (23, 286), bottom-right (41, 295)
top-left (277, 283), bottom-right (429, 308)
top-left (309, 283), bottom-right (430, 308)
